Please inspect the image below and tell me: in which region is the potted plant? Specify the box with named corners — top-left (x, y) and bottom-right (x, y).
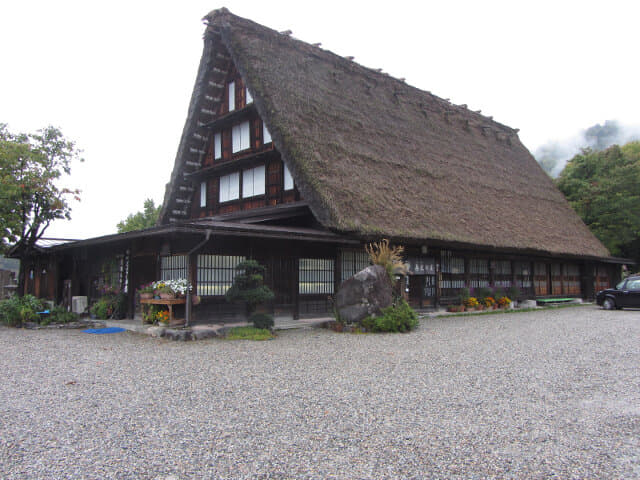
top-left (138, 282), bottom-right (154, 300)
top-left (497, 296), bottom-right (512, 308)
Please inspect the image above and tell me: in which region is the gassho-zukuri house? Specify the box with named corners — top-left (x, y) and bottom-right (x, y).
top-left (20, 8), bottom-right (625, 321)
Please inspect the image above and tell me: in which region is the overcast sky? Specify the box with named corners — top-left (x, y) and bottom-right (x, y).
top-left (1, 0), bottom-right (638, 240)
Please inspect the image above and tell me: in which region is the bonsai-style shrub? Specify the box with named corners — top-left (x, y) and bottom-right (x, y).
top-left (0, 295), bottom-right (44, 326)
top-left (225, 260), bottom-right (275, 322)
top-left (365, 239), bottom-right (408, 286)
top-left (360, 298), bottom-right (418, 333)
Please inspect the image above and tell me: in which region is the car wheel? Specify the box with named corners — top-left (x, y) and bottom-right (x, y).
top-left (603, 298), bottom-right (616, 310)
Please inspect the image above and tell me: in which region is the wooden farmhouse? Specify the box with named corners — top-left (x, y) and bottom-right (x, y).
top-left (21, 8), bottom-right (624, 320)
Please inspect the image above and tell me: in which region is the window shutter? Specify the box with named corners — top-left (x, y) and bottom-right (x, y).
top-left (214, 133), bottom-right (222, 160)
top-left (200, 181), bottom-right (207, 207)
top-left (228, 81), bottom-right (235, 112)
top-left (242, 165), bottom-right (265, 198)
top-left (283, 163), bottom-right (294, 190)
top-left (219, 172), bottom-right (240, 202)
top-left (254, 165), bottom-right (265, 196)
top-left (263, 123), bottom-right (272, 144)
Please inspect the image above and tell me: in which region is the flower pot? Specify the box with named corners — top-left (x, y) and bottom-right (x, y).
top-left (140, 292), bottom-right (153, 300)
top-left (159, 293), bottom-right (176, 300)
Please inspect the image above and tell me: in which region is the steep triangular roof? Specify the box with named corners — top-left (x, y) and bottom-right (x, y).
top-left (160, 7), bottom-right (610, 259)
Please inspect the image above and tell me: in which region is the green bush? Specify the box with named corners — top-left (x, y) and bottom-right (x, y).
top-left (49, 305), bottom-right (78, 324)
top-left (90, 293), bottom-right (128, 320)
top-left (361, 299), bottom-right (419, 333)
top-left (0, 295), bottom-right (44, 326)
top-left (249, 312), bottom-right (274, 330)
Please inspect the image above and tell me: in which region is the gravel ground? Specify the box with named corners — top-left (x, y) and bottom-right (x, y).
top-left (1, 307), bottom-right (639, 479)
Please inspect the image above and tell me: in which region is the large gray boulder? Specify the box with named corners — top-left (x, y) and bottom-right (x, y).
top-left (335, 265), bottom-right (392, 324)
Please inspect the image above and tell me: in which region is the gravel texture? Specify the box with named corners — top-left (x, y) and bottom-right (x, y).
top-left (1, 306), bottom-right (639, 479)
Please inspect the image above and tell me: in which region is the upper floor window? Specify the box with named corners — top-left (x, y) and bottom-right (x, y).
top-left (263, 123), bottom-right (272, 144)
top-left (242, 165), bottom-right (265, 198)
top-left (214, 133), bottom-right (222, 160)
top-left (219, 172), bottom-right (240, 202)
top-left (232, 121), bottom-right (250, 153)
top-left (200, 181), bottom-right (207, 207)
top-left (283, 163), bottom-right (294, 191)
top-left (246, 87), bottom-right (253, 104)
top-left (228, 81), bottom-right (235, 112)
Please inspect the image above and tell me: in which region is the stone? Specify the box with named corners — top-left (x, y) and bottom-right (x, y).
top-left (335, 264), bottom-right (393, 324)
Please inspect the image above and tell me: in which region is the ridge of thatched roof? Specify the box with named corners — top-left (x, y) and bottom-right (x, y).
top-left (160, 8), bottom-right (610, 259)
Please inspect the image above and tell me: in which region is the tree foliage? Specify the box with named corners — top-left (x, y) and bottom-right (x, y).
top-left (116, 198), bottom-right (161, 233)
top-left (556, 141), bottom-right (640, 263)
top-left (0, 123), bottom-right (82, 255)
top-left (225, 260), bottom-right (274, 318)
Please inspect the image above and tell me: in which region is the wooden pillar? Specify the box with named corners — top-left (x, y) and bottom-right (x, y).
top-left (293, 258), bottom-right (299, 320)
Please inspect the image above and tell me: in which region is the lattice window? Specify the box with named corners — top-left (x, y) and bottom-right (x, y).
top-left (534, 263), bottom-right (548, 296)
top-left (493, 260), bottom-right (512, 288)
top-left (341, 250), bottom-right (370, 283)
top-left (515, 261), bottom-right (532, 290)
top-left (469, 258), bottom-right (489, 288)
top-left (196, 255), bottom-right (245, 296)
top-left (564, 264), bottom-right (581, 295)
top-left (160, 255), bottom-right (188, 281)
top-left (441, 251), bottom-right (465, 298)
top-left (299, 258), bottom-right (334, 294)
top-left (551, 263), bottom-right (563, 295)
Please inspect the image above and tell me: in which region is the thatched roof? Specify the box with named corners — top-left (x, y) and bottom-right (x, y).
top-left (160, 8), bottom-right (610, 259)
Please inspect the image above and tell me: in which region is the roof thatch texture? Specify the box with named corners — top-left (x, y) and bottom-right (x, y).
top-left (162, 8), bottom-right (610, 259)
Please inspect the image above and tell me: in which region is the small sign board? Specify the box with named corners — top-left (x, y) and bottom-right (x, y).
top-left (407, 257), bottom-right (436, 275)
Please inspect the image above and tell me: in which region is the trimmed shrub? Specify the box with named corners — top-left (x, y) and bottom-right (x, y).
top-left (249, 312), bottom-right (274, 330)
top-left (0, 295), bottom-right (44, 326)
top-left (361, 298), bottom-right (418, 333)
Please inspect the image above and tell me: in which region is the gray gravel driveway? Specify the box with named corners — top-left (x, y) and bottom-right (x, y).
top-left (1, 307), bottom-right (639, 479)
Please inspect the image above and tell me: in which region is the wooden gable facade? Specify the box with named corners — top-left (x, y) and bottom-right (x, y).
top-left (20, 9), bottom-right (627, 322)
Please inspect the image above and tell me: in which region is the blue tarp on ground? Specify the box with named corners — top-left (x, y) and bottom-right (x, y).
top-left (82, 327), bottom-right (126, 334)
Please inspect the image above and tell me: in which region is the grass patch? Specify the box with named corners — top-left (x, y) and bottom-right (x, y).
top-left (433, 303), bottom-right (592, 318)
top-left (224, 326), bottom-right (274, 341)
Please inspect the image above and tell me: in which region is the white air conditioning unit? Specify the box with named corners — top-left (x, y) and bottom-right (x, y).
top-left (72, 296), bottom-right (88, 314)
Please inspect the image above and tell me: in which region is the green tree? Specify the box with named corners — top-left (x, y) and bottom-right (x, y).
top-left (0, 124), bottom-right (82, 293)
top-left (116, 198), bottom-right (161, 233)
top-left (556, 141), bottom-right (640, 263)
top-left (225, 260), bottom-right (275, 319)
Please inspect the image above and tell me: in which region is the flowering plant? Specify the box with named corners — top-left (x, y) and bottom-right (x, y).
top-left (483, 296), bottom-right (496, 307)
top-left (497, 296), bottom-right (511, 307)
top-left (156, 310), bottom-right (170, 324)
top-left (464, 297), bottom-right (479, 308)
top-left (153, 278), bottom-right (192, 296)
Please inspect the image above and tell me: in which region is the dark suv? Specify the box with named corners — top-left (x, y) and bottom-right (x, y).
top-left (596, 276), bottom-right (640, 310)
